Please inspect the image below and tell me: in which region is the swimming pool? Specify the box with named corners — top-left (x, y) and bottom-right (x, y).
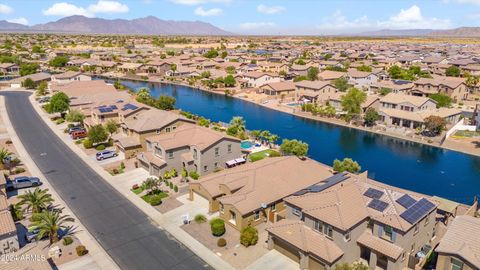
top-left (286, 102), bottom-right (301, 107)
top-left (241, 140), bottom-right (254, 149)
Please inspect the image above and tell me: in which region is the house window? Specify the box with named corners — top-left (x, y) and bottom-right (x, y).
top-left (254, 211), bottom-right (260, 220)
top-left (193, 149), bottom-right (198, 160)
top-left (156, 129), bottom-right (160, 134)
top-left (344, 231), bottom-right (351, 242)
top-left (220, 204), bottom-right (224, 214)
top-left (166, 127), bottom-right (171, 132)
top-left (425, 215), bottom-right (429, 226)
top-left (154, 147), bottom-right (162, 157)
top-left (323, 224), bottom-right (333, 238)
top-left (203, 165), bottom-right (208, 172)
top-left (214, 162), bottom-right (218, 168)
top-left (146, 142), bottom-right (152, 150)
top-left (292, 208), bottom-right (301, 216)
top-left (227, 144), bottom-right (232, 153)
top-left (314, 220), bottom-right (322, 232)
top-left (172, 126), bottom-right (176, 130)
top-left (215, 147), bottom-right (219, 156)
top-left (451, 258), bottom-right (463, 270)
top-left (168, 152), bottom-right (173, 159)
top-left (384, 225), bottom-right (393, 240)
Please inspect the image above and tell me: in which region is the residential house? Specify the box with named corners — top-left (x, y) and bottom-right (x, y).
top-left (435, 215), bottom-right (480, 270)
top-left (189, 156), bottom-right (333, 231)
top-left (137, 124), bottom-right (242, 177)
top-left (241, 71), bottom-right (281, 88)
top-left (294, 81), bottom-right (338, 104)
top-left (0, 63), bottom-right (19, 74)
top-left (412, 76), bottom-right (468, 102)
top-left (260, 81), bottom-right (296, 96)
top-left (347, 69), bottom-right (379, 89)
top-left (267, 172), bottom-right (438, 270)
top-left (51, 71), bottom-right (91, 84)
top-left (7, 72), bottom-right (50, 88)
top-left (117, 63), bottom-right (144, 74)
top-left (0, 191), bottom-right (19, 255)
top-left (370, 80), bottom-right (414, 95)
top-left (318, 70), bottom-right (346, 83)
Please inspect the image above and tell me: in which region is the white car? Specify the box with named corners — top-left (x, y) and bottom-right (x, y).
top-left (96, 150), bottom-right (118, 161)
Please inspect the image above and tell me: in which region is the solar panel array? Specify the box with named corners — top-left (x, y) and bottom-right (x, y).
top-left (367, 199), bottom-right (389, 212)
top-left (122, 103), bottom-right (139, 111)
top-left (396, 194), bottom-right (417, 209)
top-left (363, 188), bottom-right (384, 199)
top-left (292, 172), bottom-right (349, 196)
top-left (400, 198), bottom-right (435, 224)
top-left (98, 105), bottom-right (118, 113)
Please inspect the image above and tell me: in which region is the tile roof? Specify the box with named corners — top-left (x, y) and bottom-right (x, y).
top-left (123, 109), bottom-right (193, 133)
top-left (357, 231), bottom-right (404, 260)
top-left (380, 93), bottom-right (433, 107)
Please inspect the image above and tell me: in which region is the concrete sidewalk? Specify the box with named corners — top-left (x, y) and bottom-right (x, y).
top-left (0, 93), bottom-right (120, 270)
top-left (27, 93), bottom-right (235, 270)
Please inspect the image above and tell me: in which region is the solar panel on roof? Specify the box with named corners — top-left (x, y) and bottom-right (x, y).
top-left (110, 105), bottom-right (118, 110)
top-left (400, 198), bottom-right (435, 224)
top-left (364, 188), bottom-right (384, 199)
top-left (99, 108), bottom-right (106, 113)
top-left (292, 172), bottom-right (349, 196)
top-left (368, 199), bottom-right (389, 212)
top-left (396, 194), bottom-right (417, 209)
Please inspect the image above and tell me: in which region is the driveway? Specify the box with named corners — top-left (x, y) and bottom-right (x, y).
top-left (0, 91), bottom-right (210, 270)
top-left (89, 151), bottom-right (125, 166)
top-left (245, 250), bottom-right (300, 270)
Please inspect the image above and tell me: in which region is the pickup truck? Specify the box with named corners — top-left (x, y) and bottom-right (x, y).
top-left (6, 176), bottom-right (42, 191)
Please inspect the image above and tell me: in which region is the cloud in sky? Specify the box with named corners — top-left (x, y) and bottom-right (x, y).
top-left (194, 7), bottom-right (223, 16)
top-left (0, 4), bottom-right (13, 14)
top-left (455, 0), bottom-right (480, 5)
top-left (170, 0), bottom-right (231, 5)
top-left (43, 1), bottom-right (129, 17)
top-left (7, 17), bottom-right (28, 25)
top-left (239, 22), bottom-right (275, 30)
top-left (316, 5), bottom-right (450, 34)
top-left (256, 4), bottom-right (285, 15)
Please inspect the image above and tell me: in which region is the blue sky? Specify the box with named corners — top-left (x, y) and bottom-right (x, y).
top-left (1, 0), bottom-right (480, 34)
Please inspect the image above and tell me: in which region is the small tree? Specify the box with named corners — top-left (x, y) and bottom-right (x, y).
top-left (280, 139), bottom-right (308, 157)
top-left (333, 158), bottom-right (361, 173)
top-left (429, 93), bottom-right (452, 108)
top-left (224, 75), bottom-right (236, 87)
top-left (36, 81), bottom-right (48, 96)
top-left (210, 218), bottom-right (225, 236)
top-left (445, 66), bottom-right (461, 77)
top-left (307, 67), bottom-right (319, 81)
top-left (65, 109), bottom-right (85, 124)
top-left (341, 87), bottom-right (366, 116)
top-left (333, 77), bottom-right (349, 92)
top-left (240, 226), bottom-right (258, 247)
top-left (22, 78), bottom-right (35, 89)
top-left (87, 124), bottom-right (108, 145)
top-left (104, 119), bottom-right (118, 138)
top-left (424, 115), bottom-right (446, 136)
top-left (47, 92), bottom-right (70, 116)
top-left (364, 108), bottom-right (379, 126)
top-left (155, 95), bottom-right (176, 110)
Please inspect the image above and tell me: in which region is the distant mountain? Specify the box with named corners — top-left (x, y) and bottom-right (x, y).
top-left (357, 29), bottom-right (435, 37)
top-left (429, 27), bottom-right (480, 37)
top-left (0, 15), bottom-right (232, 35)
top-left (0, 20), bottom-right (29, 31)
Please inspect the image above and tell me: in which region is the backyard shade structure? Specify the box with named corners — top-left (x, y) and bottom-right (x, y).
top-left (225, 157), bottom-right (246, 168)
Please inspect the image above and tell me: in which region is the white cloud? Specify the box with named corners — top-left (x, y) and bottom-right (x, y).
top-left (7, 17), bottom-right (29, 25)
top-left (256, 4), bottom-right (285, 14)
top-left (239, 22), bottom-right (275, 30)
top-left (43, 1), bottom-right (129, 17)
top-left (43, 2), bottom-right (91, 17)
top-left (88, 0), bottom-right (129, 13)
top-left (455, 0), bottom-right (480, 5)
top-left (316, 6), bottom-right (450, 34)
top-left (0, 4), bottom-right (13, 14)
top-left (194, 7), bottom-right (223, 16)
top-left (170, 0), bottom-right (230, 5)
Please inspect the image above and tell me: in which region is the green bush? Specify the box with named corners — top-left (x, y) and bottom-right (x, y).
top-left (189, 171), bottom-right (199, 180)
top-left (194, 214), bottom-right (207, 223)
top-left (217, 238), bottom-right (227, 247)
top-left (169, 182), bottom-right (174, 189)
top-left (75, 245), bottom-right (88, 256)
top-left (83, 139), bottom-right (93, 149)
top-left (120, 162), bottom-right (125, 169)
top-left (55, 118), bottom-right (65, 125)
top-left (95, 144), bottom-right (106, 151)
top-left (149, 195), bottom-right (163, 206)
top-left (174, 185), bottom-right (178, 192)
top-left (63, 236), bottom-right (73, 246)
top-left (240, 226), bottom-right (258, 247)
top-left (209, 218), bottom-right (225, 236)
top-left (14, 167), bottom-right (26, 174)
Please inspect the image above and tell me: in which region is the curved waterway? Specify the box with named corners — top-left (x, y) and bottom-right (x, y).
top-left (113, 79), bottom-right (480, 203)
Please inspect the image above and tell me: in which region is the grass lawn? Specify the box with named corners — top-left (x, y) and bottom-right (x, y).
top-left (249, 149), bottom-right (281, 162)
top-left (131, 186), bottom-right (144, 195)
top-left (141, 190), bottom-right (168, 204)
top-left (453, 130), bottom-right (480, 138)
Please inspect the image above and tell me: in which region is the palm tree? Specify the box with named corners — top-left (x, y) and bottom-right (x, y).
top-left (269, 134), bottom-right (279, 147)
top-left (18, 188), bottom-right (54, 214)
top-left (30, 210), bottom-right (74, 244)
top-left (229, 116), bottom-right (246, 132)
top-left (136, 87), bottom-right (151, 101)
top-left (0, 148), bottom-right (12, 169)
top-left (104, 119), bottom-right (118, 139)
top-left (249, 130), bottom-right (261, 140)
top-left (260, 130), bottom-right (271, 144)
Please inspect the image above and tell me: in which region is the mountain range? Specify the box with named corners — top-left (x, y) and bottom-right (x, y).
top-left (358, 27), bottom-right (480, 37)
top-left (0, 15), bottom-right (232, 35)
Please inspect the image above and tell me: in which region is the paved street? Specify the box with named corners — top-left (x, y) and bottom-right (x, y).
top-left (0, 91), bottom-right (211, 270)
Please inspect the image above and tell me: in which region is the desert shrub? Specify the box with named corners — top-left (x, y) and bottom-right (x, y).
top-left (174, 185), bottom-right (178, 192)
top-left (240, 226), bottom-right (258, 247)
top-left (83, 139), bottom-right (93, 149)
top-left (210, 218), bottom-right (225, 236)
top-left (14, 167), bottom-right (26, 174)
top-left (95, 144), bottom-right (106, 151)
top-left (189, 171), bottom-right (199, 180)
top-left (169, 182), bottom-right (173, 189)
top-left (63, 236), bottom-right (73, 246)
top-left (149, 195), bottom-right (163, 206)
top-left (120, 162), bottom-right (125, 169)
top-left (75, 245), bottom-right (88, 256)
top-left (194, 214), bottom-right (207, 223)
top-left (55, 118), bottom-right (65, 125)
top-left (217, 238), bottom-right (227, 247)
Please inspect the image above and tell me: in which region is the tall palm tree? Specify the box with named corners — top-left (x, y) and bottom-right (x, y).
top-left (269, 134), bottom-right (279, 147)
top-left (229, 116), bottom-right (246, 132)
top-left (0, 148), bottom-right (12, 168)
top-left (30, 210), bottom-right (74, 244)
top-left (260, 130), bottom-right (271, 144)
top-left (136, 87), bottom-right (151, 101)
top-left (18, 188), bottom-right (53, 214)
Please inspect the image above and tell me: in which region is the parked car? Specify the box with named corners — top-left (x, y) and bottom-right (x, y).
top-left (25, 228), bottom-right (41, 243)
top-left (68, 126), bottom-right (84, 135)
top-left (6, 176), bottom-right (42, 191)
top-left (70, 130), bottom-right (87, 140)
top-left (96, 150), bottom-right (118, 161)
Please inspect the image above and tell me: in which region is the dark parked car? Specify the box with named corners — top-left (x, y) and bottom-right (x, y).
top-left (6, 176), bottom-right (42, 191)
top-left (25, 228), bottom-right (41, 243)
top-left (68, 126), bottom-right (84, 135)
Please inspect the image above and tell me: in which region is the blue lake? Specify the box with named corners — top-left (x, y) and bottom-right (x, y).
top-left (114, 80), bottom-right (480, 203)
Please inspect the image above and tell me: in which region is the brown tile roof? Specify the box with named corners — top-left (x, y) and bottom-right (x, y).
top-left (436, 215), bottom-right (480, 269)
top-left (357, 231), bottom-right (404, 260)
top-left (318, 70), bottom-right (346, 80)
top-left (262, 81), bottom-right (296, 92)
top-left (123, 109), bottom-right (194, 133)
top-left (380, 93), bottom-right (433, 107)
top-left (53, 71), bottom-right (83, 79)
top-left (267, 220), bottom-right (343, 264)
top-left (145, 123), bottom-right (239, 152)
top-left (294, 80), bottom-right (334, 90)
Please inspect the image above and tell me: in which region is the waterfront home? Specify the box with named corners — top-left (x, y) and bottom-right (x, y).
top-left (115, 109), bottom-right (195, 157)
top-left (117, 62), bottom-right (144, 74)
top-left (267, 172), bottom-right (438, 270)
top-left (83, 99), bottom-right (147, 128)
top-left (370, 80), bottom-right (414, 95)
top-left (0, 191), bottom-right (19, 255)
top-left (435, 215), bottom-right (480, 270)
top-left (0, 63), bottom-right (19, 74)
top-left (259, 62), bottom-right (289, 74)
top-left (189, 156), bottom-right (333, 231)
top-left (7, 72), bottom-right (50, 88)
top-left (379, 93), bottom-right (437, 112)
top-left (378, 108), bottom-right (462, 130)
top-left (241, 71), bottom-right (281, 88)
top-left (49, 80), bottom-right (118, 106)
top-left (347, 69), bottom-right (379, 89)
top-left (294, 81), bottom-right (338, 104)
top-left (412, 76), bottom-right (468, 102)
top-left (142, 60), bottom-right (171, 76)
top-left (138, 124), bottom-right (242, 177)
top-left (260, 81), bottom-right (296, 96)
top-left (51, 71), bottom-right (91, 84)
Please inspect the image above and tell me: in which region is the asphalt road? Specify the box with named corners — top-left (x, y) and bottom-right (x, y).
top-left (1, 91), bottom-right (211, 270)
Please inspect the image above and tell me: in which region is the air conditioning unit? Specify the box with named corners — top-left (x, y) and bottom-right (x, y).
top-left (261, 203), bottom-right (267, 209)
